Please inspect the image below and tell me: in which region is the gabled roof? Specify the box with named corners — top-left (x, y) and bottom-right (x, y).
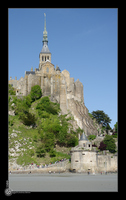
top-left (79, 132), bottom-right (88, 141)
top-left (41, 60), bottom-right (54, 68)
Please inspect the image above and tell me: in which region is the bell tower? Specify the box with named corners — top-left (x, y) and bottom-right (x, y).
top-left (39, 13), bottom-right (51, 69)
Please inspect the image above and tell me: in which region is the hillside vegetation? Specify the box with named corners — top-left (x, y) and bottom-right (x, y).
top-left (8, 85), bottom-right (82, 166)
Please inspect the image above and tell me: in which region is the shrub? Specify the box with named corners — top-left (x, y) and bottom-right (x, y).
top-left (9, 84), bottom-right (16, 95)
top-left (20, 112), bottom-right (36, 126)
top-left (25, 94), bottom-right (32, 107)
top-left (49, 149), bottom-right (56, 157)
top-left (88, 135), bottom-right (96, 140)
top-left (36, 96), bottom-right (60, 115)
top-left (66, 134), bottom-right (78, 147)
top-left (103, 135), bottom-right (116, 153)
top-left (98, 141), bottom-right (107, 151)
top-left (36, 143), bottom-right (46, 158)
top-left (112, 132), bottom-right (117, 138)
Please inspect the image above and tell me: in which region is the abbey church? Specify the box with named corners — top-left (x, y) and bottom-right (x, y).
top-left (9, 14), bottom-right (98, 136)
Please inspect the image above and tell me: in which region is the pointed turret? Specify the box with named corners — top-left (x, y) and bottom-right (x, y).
top-left (79, 132), bottom-right (88, 141)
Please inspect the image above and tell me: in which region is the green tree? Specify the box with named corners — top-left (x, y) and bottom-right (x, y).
top-left (30, 85), bottom-right (42, 102)
top-left (103, 135), bottom-right (116, 153)
top-left (44, 132), bottom-right (55, 152)
top-left (91, 110), bottom-right (112, 133)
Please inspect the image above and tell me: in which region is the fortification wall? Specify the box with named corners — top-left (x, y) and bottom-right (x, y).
top-left (70, 150), bottom-right (117, 173)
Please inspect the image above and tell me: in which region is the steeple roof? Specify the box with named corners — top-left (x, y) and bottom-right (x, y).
top-left (41, 13), bottom-right (51, 54)
top-left (43, 13), bottom-right (48, 43)
top-left (79, 132), bottom-right (88, 141)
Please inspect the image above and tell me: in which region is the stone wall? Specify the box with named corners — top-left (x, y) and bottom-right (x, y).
top-left (27, 74), bottom-right (41, 94)
top-left (70, 150), bottom-right (117, 173)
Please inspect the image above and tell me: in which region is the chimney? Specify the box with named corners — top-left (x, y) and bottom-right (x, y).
top-left (15, 76), bottom-right (17, 80)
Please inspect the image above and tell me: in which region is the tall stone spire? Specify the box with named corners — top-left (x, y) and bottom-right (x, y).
top-left (39, 13), bottom-right (51, 67)
top-left (41, 13), bottom-right (50, 53)
top-left (43, 13), bottom-right (48, 43)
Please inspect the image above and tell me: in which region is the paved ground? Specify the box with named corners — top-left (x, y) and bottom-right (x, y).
top-left (9, 173), bottom-right (117, 192)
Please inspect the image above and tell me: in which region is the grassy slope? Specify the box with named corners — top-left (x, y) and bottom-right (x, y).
top-left (9, 99), bottom-right (71, 166)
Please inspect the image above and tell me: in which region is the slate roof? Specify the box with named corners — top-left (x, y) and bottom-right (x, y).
top-left (79, 132), bottom-right (88, 141)
top-left (25, 71), bottom-right (35, 75)
top-left (41, 41), bottom-right (51, 54)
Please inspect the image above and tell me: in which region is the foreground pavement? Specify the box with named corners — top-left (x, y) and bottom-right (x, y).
top-left (9, 173), bottom-right (117, 192)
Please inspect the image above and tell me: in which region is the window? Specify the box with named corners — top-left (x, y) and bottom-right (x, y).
top-left (89, 144), bottom-right (90, 147)
top-left (47, 56), bottom-right (49, 60)
top-left (45, 56), bottom-right (46, 61)
top-left (75, 160), bottom-right (79, 162)
top-left (83, 143), bottom-right (85, 147)
top-left (42, 56), bottom-right (44, 61)
top-left (46, 67), bottom-right (49, 73)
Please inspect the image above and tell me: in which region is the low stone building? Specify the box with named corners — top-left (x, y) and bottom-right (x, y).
top-left (70, 132), bottom-right (117, 173)
top-left (9, 14), bottom-right (98, 136)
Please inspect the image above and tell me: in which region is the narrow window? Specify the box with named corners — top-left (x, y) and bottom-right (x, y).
top-left (45, 56), bottom-right (46, 61)
top-left (47, 56), bottom-right (49, 60)
top-left (89, 144), bottom-right (90, 147)
top-left (83, 143), bottom-right (85, 147)
top-left (42, 56), bottom-right (44, 61)
top-left (46, 67), bottom-right (49, 73)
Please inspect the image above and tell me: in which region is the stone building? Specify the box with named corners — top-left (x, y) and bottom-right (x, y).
top-left (9, 14), bottom-right (98, 136)
top-left (70, 132), bottom-right (117, 173)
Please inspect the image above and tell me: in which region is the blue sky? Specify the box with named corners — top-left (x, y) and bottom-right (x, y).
top-left (8, 8), bottom-right (118, 129)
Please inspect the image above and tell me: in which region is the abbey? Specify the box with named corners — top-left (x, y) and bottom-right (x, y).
top-left (9, 14), bottom-right (98, 136)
